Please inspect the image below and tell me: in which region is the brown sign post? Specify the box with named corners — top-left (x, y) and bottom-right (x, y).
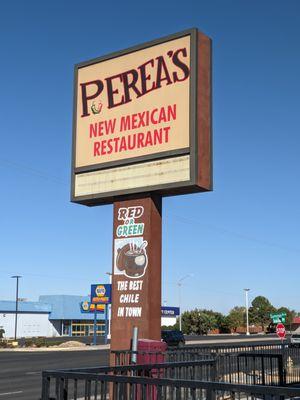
top-left (111, 196), bottom-right (162, 353)
top-left (71, 28), bottom-right (212, 363)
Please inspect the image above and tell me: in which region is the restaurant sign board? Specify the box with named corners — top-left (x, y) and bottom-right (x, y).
top-left (71, 28), bottom-right (212, 206)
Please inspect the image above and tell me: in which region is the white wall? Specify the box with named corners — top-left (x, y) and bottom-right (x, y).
top-left (161, 316), bottom-right (177, 326)
top-left (0, 313), bottom-right (59, 338)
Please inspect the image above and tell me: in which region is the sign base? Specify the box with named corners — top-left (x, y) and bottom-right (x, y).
top-left (110, 195), bottom-right (162, 361)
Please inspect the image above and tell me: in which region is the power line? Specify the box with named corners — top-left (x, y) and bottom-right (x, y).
top-left (0, 158), bottom-right (67, 186)
top-left (167, 212), bottom-right (300, 254)
top-left (1, 156), bottom-right (298, 254)
top-left (0, 268), bottom-right (103, 282)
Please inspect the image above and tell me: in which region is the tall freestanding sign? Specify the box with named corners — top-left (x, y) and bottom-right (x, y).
top-left (71, 28), bottom-right (212, 360)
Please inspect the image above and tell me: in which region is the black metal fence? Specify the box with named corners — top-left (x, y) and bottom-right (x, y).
top-left (217, 352), bottom-right (285, 386)
top-left (209, 344), bottom-right (300, 386)
top-left (41, 370), bottom-right (300, 400)
top-left (111, 343), bottom-right (288, 365)
top-left (41, 359), bottom-right (216, 399)
top-left (112, 343), bottom-right (300, 385)
top-left (41, 342), bottom-right (300, 399)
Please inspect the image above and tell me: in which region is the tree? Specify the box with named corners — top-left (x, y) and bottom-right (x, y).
top-left (249, 296), bottom-right (275, 330)
top-left (217, 315), bottom-right (231, 333)
top-left (276, 306), bottom-right (296, 328)
top-left (180, 309), bottom-right (222, 335)
top-left (226, 307), bottom-right (246, 332)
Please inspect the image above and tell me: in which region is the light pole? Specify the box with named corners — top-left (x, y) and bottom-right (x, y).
top-left (11, 275), bottom-right (21, 341)
top-left (178, 274), bottom-right (193, 331)
top-left (244, 288), bottom-right (250, 335)
top-left (106, 272), bottom-right (112, 340)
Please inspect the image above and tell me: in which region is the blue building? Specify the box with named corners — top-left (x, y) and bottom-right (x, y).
top-left (0, 295), bottom-right (178, 339)
top-left (0, 295), bottom-right (106, 338)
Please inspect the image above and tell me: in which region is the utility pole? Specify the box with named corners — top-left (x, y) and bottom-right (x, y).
top-left (11, 276), bottom-right (21, 341)
top-left (244, 288), bottom-right (250, 335)
top-left (178, 274), bottom-right (193, 331)
top-left (106, 272), bottom-right (112, 340)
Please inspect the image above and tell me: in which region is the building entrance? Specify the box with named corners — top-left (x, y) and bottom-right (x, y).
top-left (71, 320), bottom-right (105, 336)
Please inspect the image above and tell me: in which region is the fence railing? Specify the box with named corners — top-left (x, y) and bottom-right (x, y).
top-left (41, 370), bottom-right (300, 400)
top-left (41, 342), bottom-right (300, 399)
top-left (41, 359), bottom-right (216, 399)
top-left (211, 345), bottom-right (300, 386)
top-left (216, 352), bottom-right (285, 386)
top-left (112, 342), bottom-right (300, 386)
top-left (111, 342), bottom-right (288, 365)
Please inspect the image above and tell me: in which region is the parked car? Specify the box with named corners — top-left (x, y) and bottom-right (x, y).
top-left (289, 333), bottom-right (300, 347)
top-left (266, 323), bottom-right (276, 334)
top-left (161, 330), bottom-right (185, 347)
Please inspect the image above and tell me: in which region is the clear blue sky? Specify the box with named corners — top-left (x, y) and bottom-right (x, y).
top-left (0, 0), bottom-right (299, 314)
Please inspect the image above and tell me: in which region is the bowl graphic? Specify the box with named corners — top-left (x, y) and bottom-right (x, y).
top-left (116, 241), bottom-right (148, 278)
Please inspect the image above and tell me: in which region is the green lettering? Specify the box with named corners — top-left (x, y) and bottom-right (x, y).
top-left (137, 223), bottom-right (144, 235)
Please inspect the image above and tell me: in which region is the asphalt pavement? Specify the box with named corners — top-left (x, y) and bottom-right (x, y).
top-left (0, 349), bottom-right (109, 400)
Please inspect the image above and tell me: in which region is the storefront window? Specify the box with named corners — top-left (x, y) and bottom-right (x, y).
top-left (71, 320), bottom-right (105, 336)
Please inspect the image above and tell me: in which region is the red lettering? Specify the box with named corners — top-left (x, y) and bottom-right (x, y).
top-left (144, 131), bottom-right (153, 147)
top-left (104, 118), bottom-right (116, 134)
top-left (131, 113), bottom-right (138, 129)
top-left (164, 126), bottom-right (170, 142)
top-left (150, 108), bottom-right (158, 124)
top-left (113, 137), bottom-right (120, 152)
top-left (168, 104), bottom-right (176, 121)
top-left (90, 123), bottom-right (98, 138)
top-left (120, 116), bottom-right (131, 131)
top-left (119, 136), bottom-right (127, 152)
top-left (101, 140), bottom-right (107, 155)
top-left (137, 132), bottom-right (144, 148)
top-left (94, 142), bottom-right (101, 156)
top-left (153, 128), bottom-right (163, 145)
top-left (107, 139), bottom-right (113, 154)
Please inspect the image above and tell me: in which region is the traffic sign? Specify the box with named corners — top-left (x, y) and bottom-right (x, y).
top-left (276, 323), bottom-right (286, 340)
top-left (270, 312), bottom-right (286, 324)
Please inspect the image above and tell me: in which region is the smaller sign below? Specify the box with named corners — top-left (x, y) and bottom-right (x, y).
top-left (91, 284), bottom-right (112, 304)
top-left (276, 323), bottom-right (286, 340)
top-left (161, 307), bottom-right (180, 317)
top-left (270, 312), bottom-right (287, 324)
top-left (80, 301), bottom-right (105, 313)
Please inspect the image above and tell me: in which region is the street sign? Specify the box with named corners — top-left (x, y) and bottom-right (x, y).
top-left (161, 307), bottom-right (180, 317)
top-left (276, 323), bottom-right (286, 340)
top-left (91, 284), bottom-right (112, 304)
top-left (270, 312), bottom-right (286, 324)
